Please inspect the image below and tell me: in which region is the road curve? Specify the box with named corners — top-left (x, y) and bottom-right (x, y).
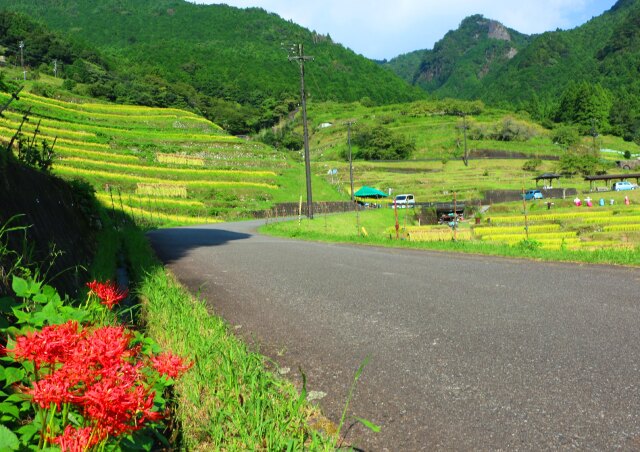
top-left (148, 221), bottom-right (640, 451)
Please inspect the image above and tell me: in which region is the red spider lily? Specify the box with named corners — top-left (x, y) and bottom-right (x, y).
top-left (8, 321), bottom-right (83, 369)
top-left (10, 321), bottom-right (182, 447)
top-left (51, 425), bottom-right (103, 452)
top-left (79, 325), bottom-right (137, 370)
top-left (28, 369), bottom-right (82, 410)
top-left (80, 367), bottom-right (161, 437)
top-left (150, 352), bottom-right (193, 379)
top-left (86, 280), bottom-right (128, 309)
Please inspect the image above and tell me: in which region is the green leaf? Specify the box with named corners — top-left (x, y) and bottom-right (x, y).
top-left (41, 285), bottom-right (60, 302)
top-left (354, 416), bottom-right (381, 433)
top-left (0, 402), bottom-right (20, 420)
top-left (11, 308), bottom-right (31, 325)
top-left (11, 277), bottom-right (29, 298)
top-left (30, 301), bottom-right (67, 327)
top-left (32, 294), bottom-right (48, 304)
top-left (4, 368), bottom-right (24, 386)
top-left (0, 424), bottom-right (20, 450)
top-left (17, 422), bottom-right (39, 443)
top-left (354, 355), bottom-right (370, 382)
top-left (60, 306), bottom-right (88, 324)
top-left (4, 394), bottom-right (26, 404)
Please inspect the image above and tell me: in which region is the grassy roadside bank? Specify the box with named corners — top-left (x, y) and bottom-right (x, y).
top-left (115, 224), bottom-right (335, 450)
top-left (260, 209), bottom-right (640, 267)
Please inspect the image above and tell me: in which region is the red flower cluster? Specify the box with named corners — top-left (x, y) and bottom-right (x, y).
top-left (86, 280), bottom-right (128, 309)
top-left (7, 320), bottom-right (190, 450)
top-left (11, 321), bottom-right (83, 370)
top-left (150, 351), bottom-right (194, 379)
top-left (51, 426), bottom-right (99, 452)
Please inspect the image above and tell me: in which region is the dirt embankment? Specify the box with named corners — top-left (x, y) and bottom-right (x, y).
top-left (0, 154), bottom-right (98, 297)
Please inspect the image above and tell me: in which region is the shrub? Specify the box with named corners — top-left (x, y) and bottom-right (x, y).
top-left (557, 148), bottom-right (612, 176)
top-left (522, 158), bottom-right (543, 172)
top-left (552, 125), bottom-right (580, 148)
top-left (351, 124), bottom-right (415, 160)
top-left (493, 117), bottom-right (537, 142)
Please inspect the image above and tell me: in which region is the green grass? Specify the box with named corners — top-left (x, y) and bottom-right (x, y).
top-left (305, 100), bottom-right (640, 161)
top-left (0, 89), bottom-right (349, 225)
top-left (301, 100), bottom-right (640, 205)
top-left (260, 207), bottom-right (640, 266)
top-left (117, 224), bottom-right (335, 450)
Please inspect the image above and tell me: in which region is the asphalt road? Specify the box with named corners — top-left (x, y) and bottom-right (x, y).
top-left (148, 221), bottom-right (640, 451)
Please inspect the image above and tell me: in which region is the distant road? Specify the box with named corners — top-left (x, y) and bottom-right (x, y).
top-left (148, 221), bottom-right (640, 451)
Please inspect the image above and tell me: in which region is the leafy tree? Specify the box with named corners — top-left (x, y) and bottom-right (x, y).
top-left (551, 125), bottom-right (580, 148)
top-left (492, 116), bottom-right (537, 141)
top-left (557, 146), bottom-right (611, 176)
top-left (522, 158), bottom-right (542, 172)
top-left (258, 127), bottom-right (303, 151)
top-left (350, 124), bottom-right (415, 160)
top-left (555, 82), bottom-right (612, 133)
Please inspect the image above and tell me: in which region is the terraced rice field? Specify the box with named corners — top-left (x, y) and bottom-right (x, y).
top-left (407, 205), bottom-right (640, 250)
top-left (0, 92), bottom-right (344, 225)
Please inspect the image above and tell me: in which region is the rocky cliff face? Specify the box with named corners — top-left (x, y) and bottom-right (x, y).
top-left (487, 20), bottom-right (511, 41)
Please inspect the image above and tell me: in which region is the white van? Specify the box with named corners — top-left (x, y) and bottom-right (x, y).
top-left (394, 194), bottom-right (415, 207)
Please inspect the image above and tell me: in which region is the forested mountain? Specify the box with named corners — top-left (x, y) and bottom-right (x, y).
top-left (386, 15), bottom-right (530, 97)
top-left (384, 0), bottom-right (640, 142)
top-left (0, 0), bottom-right (423, 133)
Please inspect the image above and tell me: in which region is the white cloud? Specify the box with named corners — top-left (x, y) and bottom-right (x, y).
top-left (190, 1), bottom-right (617, 59)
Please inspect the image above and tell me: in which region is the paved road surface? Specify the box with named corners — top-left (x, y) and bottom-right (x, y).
top-left (148, 221), bottom-right (640, 451)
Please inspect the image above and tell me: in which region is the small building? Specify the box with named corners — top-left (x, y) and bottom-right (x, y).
top-left (534, 173), bottom-right (561, 189)
top-left (584, 173), bottom-right (640, 192)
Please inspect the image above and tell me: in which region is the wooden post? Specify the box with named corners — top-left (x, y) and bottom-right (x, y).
top-left (298, 196), bottom-right (303, 227)
top-left (453, 191), bottom-right (457, 241)
top-left (394, 200), bottom-right (399, 239)
top-left (522, 185), bottom-right (529, 240)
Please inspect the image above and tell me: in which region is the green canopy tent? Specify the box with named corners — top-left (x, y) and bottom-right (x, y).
top-left (354, 186), bottom-right (389, 199)
top-left (354, 186), bottom-right (388, 208)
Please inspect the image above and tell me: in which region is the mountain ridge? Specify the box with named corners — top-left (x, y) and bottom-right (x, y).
top-left (0, 0), bottom-right (423, 133)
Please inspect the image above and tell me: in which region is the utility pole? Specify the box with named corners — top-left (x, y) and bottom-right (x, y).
top-left (53, 59), bottom-right (58, 78)
top-left (288, 43), bottom-right (314, 219)
top-left (461, 112), bottom-right (469, 166)
top-left (345, 121), bottom-right (356, 202)
top-left (521, 184), bottom-right (529, 241)
top-left (19, 41), bottom-right (25, 81)
top-left (344, 120), bottom-right (359, 235)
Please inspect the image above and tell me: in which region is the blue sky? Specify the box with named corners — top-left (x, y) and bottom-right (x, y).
top-left (191, 0), bottom-right (618, 60)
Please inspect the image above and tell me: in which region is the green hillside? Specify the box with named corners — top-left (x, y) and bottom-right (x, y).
top-left (293, 99), bottom-right (640, 202)
top-left (382, 1), bottom-right (640, 143)
top-left (387, 15), bottom-right (530, 95)
top-left (0, 0), bottom-right (423, 134)
top-left (382, 49), bottom-right (426, 84)
top-left (0, 80), bottom-right (345, 225)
